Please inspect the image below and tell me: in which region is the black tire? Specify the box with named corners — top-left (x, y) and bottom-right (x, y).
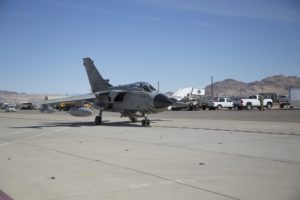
top-left (246, 103), bottom-right (252, 110)
top-left (95, 116), bottom-right (102, 125)
top-left (266, 103), bottom-right (272, 109)
top-left (142, 119), bottom-right (150, 126)
top-left (217, 105), bottom-right (222, 110)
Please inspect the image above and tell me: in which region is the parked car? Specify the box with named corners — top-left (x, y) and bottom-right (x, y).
top-left (238, 95), bottom-right (273, 110)
top-left (32, 104), bottom-right (41, 110)
top-left (208, 97), bottom-right (233, 110)
top-left (20, 102), bottom-right (33, 110)
top-left (5, 105), bottom-right (16, 112)
top-left (278, 95), bottom-right (289, 108)
top-left (232, 97), bottom-right (246, 110)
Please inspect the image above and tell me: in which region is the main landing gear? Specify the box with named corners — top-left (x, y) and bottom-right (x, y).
top-left (141, 115), bottom-right (150, 127)
top-left (95, 111), bottom-right (151, 127)
top-left (95, 110), bottom-right (102, 125)
top-left (129, 115), bottom-right (138, 123)
top-left (129, 114), bottom-right (150, 126)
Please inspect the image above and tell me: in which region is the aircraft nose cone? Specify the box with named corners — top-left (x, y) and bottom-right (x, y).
top-left (153, 94), bottom-right (172, 109)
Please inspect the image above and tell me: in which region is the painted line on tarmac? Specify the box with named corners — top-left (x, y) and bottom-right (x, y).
top-left (153, 125), bottom-right (300, 136)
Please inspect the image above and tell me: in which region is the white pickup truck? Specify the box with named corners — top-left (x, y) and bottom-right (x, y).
top-left (208, 97), bottom-right (233, 110)
top-left (238, 95), bottom-right (273, 110)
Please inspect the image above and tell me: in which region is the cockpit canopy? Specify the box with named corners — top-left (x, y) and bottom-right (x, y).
top-left (128, 82), bottom-right (156, 92)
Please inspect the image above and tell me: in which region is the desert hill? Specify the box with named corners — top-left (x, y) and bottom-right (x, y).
top-left (0, 90), bottom-right (63, 104)
top-left (205, 75), bottom-right (300, 97)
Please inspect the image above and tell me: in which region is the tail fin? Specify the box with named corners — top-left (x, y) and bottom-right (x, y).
top-left (83, 58), bottom-right (112, 92)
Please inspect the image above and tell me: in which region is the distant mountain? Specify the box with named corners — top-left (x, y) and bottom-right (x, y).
top-left (2, 75), bottom-right (300, 103)
top-left (0, 90), bottom-right (21, 95)
top-left (205, 75), bottom-right (300, 97)
top-left (0, 90), bottom-right (64, 104)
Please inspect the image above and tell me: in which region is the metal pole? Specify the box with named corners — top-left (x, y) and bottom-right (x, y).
top-left (239, 83), bottom-right (241, 97)
top-left (157, 81), bottom-right (160, 92)
top-left (211, 76), bottom-right (214, 98)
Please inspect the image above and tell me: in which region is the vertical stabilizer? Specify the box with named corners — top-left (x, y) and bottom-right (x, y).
top-left (83, 58), bottom-right (111, 92)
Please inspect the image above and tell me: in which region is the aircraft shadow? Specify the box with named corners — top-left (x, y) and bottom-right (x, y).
top-left (10, 120), bottom-right (155, 129)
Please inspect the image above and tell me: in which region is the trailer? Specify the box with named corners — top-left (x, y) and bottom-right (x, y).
top-left (288, 88), bottom-right (300, 108)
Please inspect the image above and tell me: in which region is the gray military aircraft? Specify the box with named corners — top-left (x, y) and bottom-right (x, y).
top-left (41, 58), bottom-right (172, 126)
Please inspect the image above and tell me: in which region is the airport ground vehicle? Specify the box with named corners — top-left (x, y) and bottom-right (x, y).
top-left (279, 88), bottom-right (300, 108)
top-left (168, 87), bottom-right (207, 111)
top-left (278, 95), bottom-right (289, 108)
top-left (232, 97), bottom-right (246, 109)
top-left (259, 93), bottom-right (278, 103)
top-left (288, 88), bottom-right (300, 108)
top-left (20, 102), bottom-right (33, 110)
top-left (169, 100), bottom-right (200, 111)
top-left (32, 105), bottom-right (41, 110)
top-left (5, 105), bottom-right (16, 112)
top-left (168, 96), bottom-right (210, 111)
top-left (0, 103), bottom-right (9, 109)
top-left (208, 97), bottom-right (233, 110)
top-left (238, 95), bottom-right (273, 110)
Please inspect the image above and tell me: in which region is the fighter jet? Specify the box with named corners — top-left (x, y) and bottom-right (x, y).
top-left (40, 58), bottom-right (172, 126)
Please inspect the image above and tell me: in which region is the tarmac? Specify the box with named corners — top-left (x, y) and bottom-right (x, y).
top-left (0, 109), bottom-right (300, 200)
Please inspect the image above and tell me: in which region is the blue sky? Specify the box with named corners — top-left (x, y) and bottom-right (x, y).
top-left (0, 0), bottom-right (300, 94)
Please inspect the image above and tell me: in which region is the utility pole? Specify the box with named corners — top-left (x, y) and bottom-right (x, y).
top-left (157, 81), bottom-right (160, 92)
top-left (211, 76), bottom-right (214, 98)
top-left (239, 82), bottom-right (242, 97)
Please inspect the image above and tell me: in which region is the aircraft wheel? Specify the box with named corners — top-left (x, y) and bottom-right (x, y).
top-left (142, 119), bottom-right (150, 126)
top-left (146, 119), bottom-right (150, 126)
top-left (95, 116), bottom-right (102, 125)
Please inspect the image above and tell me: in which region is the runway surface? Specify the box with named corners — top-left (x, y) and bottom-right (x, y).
top-left (0, 110), bottom-right (300, 200)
